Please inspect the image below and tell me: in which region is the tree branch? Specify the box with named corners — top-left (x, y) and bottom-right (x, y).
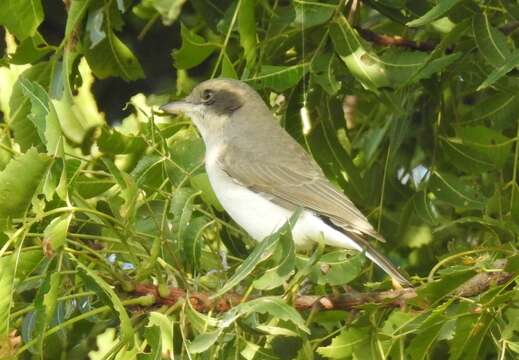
top-left (355, 27), bottom-right (437, 52)
top-left (132, 260), bottom-right (514, 312)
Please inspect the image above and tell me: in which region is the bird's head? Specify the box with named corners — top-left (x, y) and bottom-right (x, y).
top-left (161, 78), bottom-right (267, 143)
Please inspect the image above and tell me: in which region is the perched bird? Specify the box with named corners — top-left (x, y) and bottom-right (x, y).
top-left (161, 79), bottom-right (411, 287)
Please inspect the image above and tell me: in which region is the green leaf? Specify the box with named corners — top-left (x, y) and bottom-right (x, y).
top-left (0, 255), bottom-right (15, 337)
top-left (406, 0), bottom-right (461, 27)
top-left (212, 210), bottom-right (301, 298)
top-left (85, 29), bottom-right (145, 81)
top-left (478, 50), bottom-right (519, 90)
top-left (0, 148), bottom-right (50, 224)
top-left (43, 213), bottom-right (72, 254)
top-left (146, 312), bottom-right (174, 359)
top-left (182, 216), bottom-right (209, 271)
top-left (329, 16), bottom-right (389, 92)
top-left (253, 222), bottom-right (296, 290)
top-left (222, 297), bottom-right (310, 334)
top-left (293, 1), bottom-right (335, 29)
top-left (407, 305), bottom-right (448, 360)
top-left (449, 312), bottom-right (493, 360)
top-left (73, 257), bottom-right (134, 343)
top-left (172, 24), bottom-right (218, 70)
top-left (20, 79), bottom-right (62, 154)
top-left (188, 330), bottom-right (221, 354)
top-left (0, 0), bottom-right (44, 41)
top-left (190, 173), bottom-right (223, 211)
top-left (429, 171), bottom-right (486, 210)
top-left (9, 33), bottom-right (52, 65)
top-left (152, 0), bottom-right (187, 26)
top-left (33, 271), bottom-right (60, 354)
top-left (309, 250), bottom-right (364, 286)
top-left (97, 126), bottom-right (147, 155)
top-left (238, 0), bottom-right (256, 68)
top-left (459, 92), bottom-right (519, 127)
top-left (416, 269), bottom-right (476, 303)
top-left (65, 0), bottom-right (92, 38)
top-left (8, 62), bottom-right (52, 150)
top-left (311, 53), bottom-right (342, 95)
top-left (317, 327), bottom-right (370, 359)
top-left (88, 328), bottom-right (119, 360)
top-left (473, 13), bottom-right (512, 66)
top-left (166, 129), bottom-right (205, 185)
top-left (247, 64), bottom-right (308, 92)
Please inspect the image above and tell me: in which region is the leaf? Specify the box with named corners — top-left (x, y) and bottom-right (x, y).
top-left (317, 327), bottom-right (370, 359)
top-left (449, 312), bottom-right (493, 360)
top-left (293, 1), bottom-right (335, 29)
top-left (220, 52), bottom-right (238, 79)
top-left (429, 171), bottom-right (486, 210)
top-left (166, 129), bottom-right (205, 186)
top-left (212, 210), bottom-right (301, 298)
top-left (43, 213), bottom-right (72, 255)
top-left (473, 13), bottom-right (512, 66)
top-left (0, 148), bottom-right (50, 225)
top-left (172, 23), bottom-right (218, 70)
top-left (311, 53), bottom-right (342, 95)
top-left (309, 251), bottom-right (364, 286)
top-left (0, 0), bottom-right (44, 41)
top-left (85, 29), bottom-right (144, 81)
top-left (8, 62), bottom-right (52, 150)
top-left (66, 0), bottom-right (93, 38)
top-left (253, 222), bottom-right (296, 290)
top-left (406, 0), bottom-right (461, 27)
top-left (416, 269), bottom-right (476, 303)
top-left (0, 255), bottom-right (15, 337)
top-left (247, 64), bottom-right (308, 92)
top-left (330, 16), bottom-right (389, 92)
top-left (33, 271), bottom-right (60, 354)
top-left (9, 33), bottom-right (52, 65)
top-left (238, 0), bottom-right (256, 68)
top-left (146, 312), bottom-right (174, 359)
top-left (459, 92), bottom-right (519, 127)
top-left (407, 305), bottom-right (448, 360)
top-left (182, 216), bottom-right (209, 271)
top-left (73, 257), bottom-right (134, 344)
top-left (152, 0), bottom-right (187, 26)
top-left (20, 79), bottom-right (62, 154)
top-left (478, 50), bottom-right (519, 90)
top-left (188, 330), bottom-right (221, 354)
top-left (88, 328), bottom-right (119, 360)
top-left (222, 297), bottom-right (310, 334)
top-left (190, 173), bottom-right (223, 211)
top-left (97, 126), bottom-right (147, 155)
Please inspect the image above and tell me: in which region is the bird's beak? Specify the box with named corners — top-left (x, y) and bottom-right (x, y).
top-left (160, 100), bottom-right (195, 115)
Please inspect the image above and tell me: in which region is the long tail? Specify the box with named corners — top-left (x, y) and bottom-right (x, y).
top-left (348, 232), bottom-right (412, 288)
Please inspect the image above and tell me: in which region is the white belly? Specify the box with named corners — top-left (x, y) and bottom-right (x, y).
top-left (205, 148), bottom-right (361, 251)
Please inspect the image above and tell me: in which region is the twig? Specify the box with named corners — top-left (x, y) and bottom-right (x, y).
top-left (355, 27), bottom-right (436, 52)
top-left (132, 260), bottom-right (514, 312)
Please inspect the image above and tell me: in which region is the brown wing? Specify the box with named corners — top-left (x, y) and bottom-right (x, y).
top-left (218, 144), bottom-right (385, 242)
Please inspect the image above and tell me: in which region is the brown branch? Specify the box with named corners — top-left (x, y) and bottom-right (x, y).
top-left (132, 260), bottom-right (514, 313)
top-left (355, 27), bottom-right (437, 52)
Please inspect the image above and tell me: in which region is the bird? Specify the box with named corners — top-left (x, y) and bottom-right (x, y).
top-left (161, 78), bottom-right (411, 287)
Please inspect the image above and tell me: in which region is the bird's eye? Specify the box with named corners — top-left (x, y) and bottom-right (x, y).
top-left (201, 89), bottom-right (215, 104)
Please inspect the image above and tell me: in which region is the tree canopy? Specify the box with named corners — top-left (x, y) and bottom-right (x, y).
top-left (1, 0), bottom-right (519, 359)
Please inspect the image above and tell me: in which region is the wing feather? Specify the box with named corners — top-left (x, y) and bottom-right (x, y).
top-left (219, 146), bottom-right (385, 242)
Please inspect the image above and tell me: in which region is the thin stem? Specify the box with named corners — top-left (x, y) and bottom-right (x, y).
top-left (210, 0), bottom-right (242, 78)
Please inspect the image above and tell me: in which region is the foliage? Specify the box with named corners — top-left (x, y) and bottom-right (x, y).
top-left (0, 0), bottom-right (519, 359)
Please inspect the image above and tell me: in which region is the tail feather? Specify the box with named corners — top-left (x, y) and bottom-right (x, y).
top-left (349, 232), bottom-right (412, 288)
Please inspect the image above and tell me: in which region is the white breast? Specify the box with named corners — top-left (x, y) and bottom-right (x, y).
top-left (204, 145), bottom-right (361, 251)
